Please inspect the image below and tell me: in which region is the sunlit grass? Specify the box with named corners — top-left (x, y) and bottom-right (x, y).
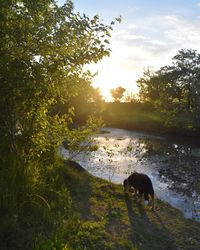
top-left (63, 162), bottom-right (200, 250)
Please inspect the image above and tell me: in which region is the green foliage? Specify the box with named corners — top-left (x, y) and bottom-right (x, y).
top-left (51, 73), bottom-right (105, 119)
top-left (101, 102), bottom-right (161, 132)
top-left (0, 0), bottom-right (113, 164)
top-left (0, 158), bottom-right (79, 249)
top-left (123, 90), bottom-right (139, 103)
top-left (64, 115), bottom-right (104, 159)
top-left (137, 49), bottom-right (200, 130)
top-left (70, 221), bottom-right (111, 250)
top-left (0, 0), bottom-right (114, 248)
top-left (36, 239), bottom-right (71, 250)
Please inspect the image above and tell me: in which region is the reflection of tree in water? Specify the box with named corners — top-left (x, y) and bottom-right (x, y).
top-left (137, 138), bottom-right (200, 196)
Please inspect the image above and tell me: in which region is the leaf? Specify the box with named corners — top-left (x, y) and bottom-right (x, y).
top-left (104, 39), bottom-right (110, 44)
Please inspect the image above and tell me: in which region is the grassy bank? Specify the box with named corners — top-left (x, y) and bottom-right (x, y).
top-left (2, 159), bottom-right (200, 249)
top-left (74, 102), bottom-right (200, 137)
top-left (101, 102), bottom-right (163, 134)
top-left (39, 161), bottom-right (200, 249)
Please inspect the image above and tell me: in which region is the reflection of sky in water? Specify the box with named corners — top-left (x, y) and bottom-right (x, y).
top-left (59, 127), bottom-right (200, 221)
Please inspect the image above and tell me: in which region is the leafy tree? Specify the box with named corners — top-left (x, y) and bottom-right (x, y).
top-left (0, 0), bottom-right (117, 246)
top-left (137, 49), bottom-right (200, 129)
top-left (123, 90), bottom-right (139, 103)
top-left (110, 86), bottom-right (126, 102)
top-left (52, 74), bottom-right (105, 117)
top-left (71, 79), bottom-right (104, 108)
top-left (71, 85), bottom-right (105, 118)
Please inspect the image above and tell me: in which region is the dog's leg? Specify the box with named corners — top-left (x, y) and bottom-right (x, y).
top-left (150, 193), bottom-right (155, 211)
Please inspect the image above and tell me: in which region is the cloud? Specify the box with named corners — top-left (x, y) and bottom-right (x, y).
top-left (121, 15), bottom-right (200, 43)
top-left (122, 34), bottom-right (147, 42)
top-left (127, 24), bottom-right (137, 30)
top-left (112, 14), bottom-right (200, 64)
top-left (91, 13), bottom-right (200, 97)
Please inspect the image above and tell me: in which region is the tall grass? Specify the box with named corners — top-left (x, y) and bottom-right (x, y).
top-left (0, 143), bottom-right (79, 249)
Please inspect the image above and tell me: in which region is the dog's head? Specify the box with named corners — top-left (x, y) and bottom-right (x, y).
top-left (123, 178), bottom-right (130, 192)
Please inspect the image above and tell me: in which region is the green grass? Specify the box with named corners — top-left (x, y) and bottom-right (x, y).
top-left (74, 102), bottom-right (164, 133)
top-left (39, 161), bottom-right (200, 250)
top-left (101, 103), bottom-right (164, 133)
top-left (2, 159), bottom-right (200, 249)
top-left (74, 102), bottom-right (200, 136)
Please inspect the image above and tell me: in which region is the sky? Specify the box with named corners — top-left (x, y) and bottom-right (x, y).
top-left (58, 0), bottom-right (200, 100)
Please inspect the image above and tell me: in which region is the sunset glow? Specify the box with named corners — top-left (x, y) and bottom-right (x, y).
top-left (58, 0), bottom-right (200, 100)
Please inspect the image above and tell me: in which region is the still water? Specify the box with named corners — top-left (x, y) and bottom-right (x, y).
top-left (61, 127), bottom-right (200, 220)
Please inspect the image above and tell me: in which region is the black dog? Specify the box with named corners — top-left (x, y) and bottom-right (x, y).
top-left (123, 172), bottom-right (155, 210)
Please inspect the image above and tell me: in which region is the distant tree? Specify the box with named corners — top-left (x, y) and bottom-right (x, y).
top-left (137, 49), bottom-right (200, 128)
top-left (110, 86), bottom-right (126, 102)
top-left (123, 90), bottom-right (139, 103)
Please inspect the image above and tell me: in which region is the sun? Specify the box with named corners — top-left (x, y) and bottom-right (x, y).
top-left (91, 63), bottom-right (139, 101)
top-left (88, 43), bottom-right (140, 101)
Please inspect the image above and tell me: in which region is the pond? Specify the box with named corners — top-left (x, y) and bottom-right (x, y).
top-left (60, 127), bottom-right (200, 221)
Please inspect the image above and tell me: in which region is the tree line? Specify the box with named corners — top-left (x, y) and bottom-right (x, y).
top-left (137, 49), bottom-right (200, 130)
top-left (101, 49), bottom-right (200, 132)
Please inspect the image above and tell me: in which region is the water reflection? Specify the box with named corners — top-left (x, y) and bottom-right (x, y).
top-left (138, 137), bottom-right (200, 197)
top-left (60, 127), bottom-right (200, 220)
